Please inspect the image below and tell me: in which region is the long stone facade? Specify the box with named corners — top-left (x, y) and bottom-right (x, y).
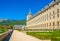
top-left (26, 0), bottom-right (60, 31)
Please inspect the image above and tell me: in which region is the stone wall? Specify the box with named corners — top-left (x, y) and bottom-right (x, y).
top-left (0, 30), bottom-right (12, 41)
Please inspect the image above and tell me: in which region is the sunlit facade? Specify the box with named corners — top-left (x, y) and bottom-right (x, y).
top-left (26, 0), bottom-right (60, 31)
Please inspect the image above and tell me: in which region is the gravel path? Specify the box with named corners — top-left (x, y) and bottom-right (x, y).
top-left (9, 30), bottom-right (51, 41)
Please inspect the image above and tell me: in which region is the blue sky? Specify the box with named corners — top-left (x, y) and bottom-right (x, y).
top-left (0, 0), bottom-right (52, 20)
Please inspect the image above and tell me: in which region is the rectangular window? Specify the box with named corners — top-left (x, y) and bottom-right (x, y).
top-left (50, 12), bottom-right (51, 19)
top-left (57, 14), bottom-right (59, 17)
top-left (57, 21), bottom-right (59, 26)
top-left (53, 22), bottom-right (55, 29)
top-left (57, 2), bottom-right (59, 5)
top-left (47, 23), bottom-right (48, 27)
top-left (53, 16), bottom-right (55, 18)
top-left (53, 11), bottom-right (55, 14)
top-left (53, 11), bottom-right (55, 18)
top-left (57, 21), bottom-right (59, 29)
top-left (47, 14), bottom-right (48, 20)
top-left (53, 22), bottom-right (55, 26)
top-left (50, 23), bottom-right (51, 26)
top-left (57, 9), bottom-right (59, 13)
top-left (45, 15), bottom-right (46, 21)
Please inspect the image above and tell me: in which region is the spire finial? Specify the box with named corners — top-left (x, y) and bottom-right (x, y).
top-left (28, 8), bottom-right (32, 14)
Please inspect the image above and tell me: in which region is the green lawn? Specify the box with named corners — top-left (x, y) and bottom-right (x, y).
top-left (27, 32), bottom-right (53, 39)
top-left (27, 30), bottom-right (60, 41)
top-left (51, 30), bottom-right (60, 41)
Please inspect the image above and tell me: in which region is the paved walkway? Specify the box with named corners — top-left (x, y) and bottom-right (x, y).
top-left (9, 30), bottom-right (51, 41)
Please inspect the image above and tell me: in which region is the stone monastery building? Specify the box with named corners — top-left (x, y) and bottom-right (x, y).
top-left (26, 0), bottom-right (60, 31)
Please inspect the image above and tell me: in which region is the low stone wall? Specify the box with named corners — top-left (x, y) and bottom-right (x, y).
top-left (0, 30), bottom-right (12, 41)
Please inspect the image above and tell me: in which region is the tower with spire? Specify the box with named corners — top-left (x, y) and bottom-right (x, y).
top-left (27, 9), bottom-right (32, 21)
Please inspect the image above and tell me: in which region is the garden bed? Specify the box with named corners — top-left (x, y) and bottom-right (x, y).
top-left (27, 30), bottom-right (60, 41)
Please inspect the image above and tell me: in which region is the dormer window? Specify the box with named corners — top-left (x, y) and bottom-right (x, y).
top-left (54, 0), bottom-right (56, 2)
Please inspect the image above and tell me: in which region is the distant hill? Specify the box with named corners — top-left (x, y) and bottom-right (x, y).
top-left (0, 20), bottom-right (26, 26)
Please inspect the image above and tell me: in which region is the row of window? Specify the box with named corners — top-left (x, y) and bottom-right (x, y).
top-left (47, 21), bottom-right (60, 26)
top-left (35, 21), bottom-right (60, 27)
top-left (28, 2), bottom-right (60, 24)
top-left (39, 9), bottom-right (60, 22)
top-left (28, 12), bottom-right (60, 25)
top-left (28, 21), bottom-right (60, 29)
top-left (39, 2), bottom-right (60, 22)
top-left (36, 2), bottom-right (60, 22)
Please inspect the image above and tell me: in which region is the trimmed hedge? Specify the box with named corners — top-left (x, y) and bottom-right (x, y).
top-left (27, 30), bottom-right (60, 41)
top-left (27, 32), bottom-right (52, 40)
